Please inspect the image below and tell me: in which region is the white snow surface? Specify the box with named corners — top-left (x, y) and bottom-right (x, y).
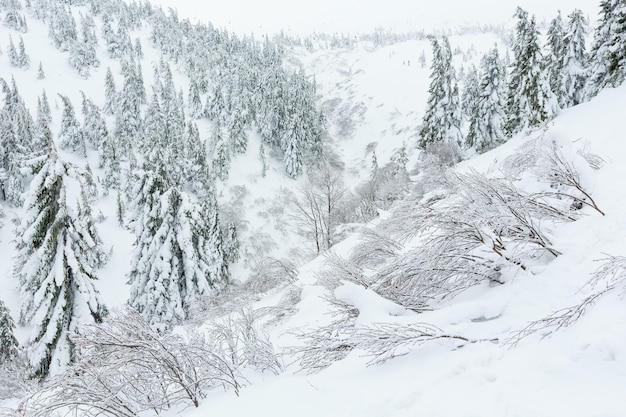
top-left (0, 0), bottom-right (625, 416)
top-left (147, 0), bottom-right (600, 36)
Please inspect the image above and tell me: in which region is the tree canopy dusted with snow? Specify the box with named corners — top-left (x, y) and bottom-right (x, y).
top-left (58, 94), bottom-right (86, 156)
top-left (0, 77), bottom-right (35, 206)
top-left (505, 8), bottom-right (559, 135)
top-left (466, 46), bottom-right (507, 153)
top-left (545, 11), bottom-right (566, 107)
top-left (127, 147), bottom-right (230, 332)
top-left (585, 0), bottom-right (626, 98)
top-left (561, 9), bottom-right (589, 107)
top-left (0, 299), bottom-right (18, 365)
top-left (418, 36), bottom-right (462, 154)
top-left (14, 149), bottom-right (108, 379)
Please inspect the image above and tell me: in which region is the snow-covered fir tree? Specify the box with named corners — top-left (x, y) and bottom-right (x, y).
top-left (562, 9), bottom-right (589, 107)
top-left (466, 47), bottom-right (508, 153)
top-left (114, 61), bottom-right (143, 154)
top-left (58, 94), bottom-right (85, 156)
top-left (585, 0), bottom-right (626, 98)
top-left (418, 36), bottom-right (462, 154)
top-left (36, 61), bottom-right (45, 80)
top-left (505, 8), bottom-right (558, 135)
top-left (211, 121), bottom-right (231, 182)
top-left (127, 148), bottom-right (229, 331)
top-left (0, 299), bottom-right (18, 365)
top-left (545, 11), bottom-right (566, 106)
top-left (15, 149), bottom-right (108, 379)
top-left (461, 65), bottom-right (480, 121)
top-left (17, 36), bottom-right (30, 68)
top-left (7, 35), bottom-right (20, 67)
top-left (103, 66), bottom-right (117, 116)
top-left (81, 93), bottom-right (108, 150)
top-left (0, 77), bottom-right (34, 205)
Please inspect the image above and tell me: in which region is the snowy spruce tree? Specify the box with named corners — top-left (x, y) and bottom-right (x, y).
top-left (545, 11), bottom-right (566, 106)
top-left (58, 94), bottom-right (85, 156)
top-left (0, 299), bottom-right (18, 365)
top-left (466, 47), bottom-right (507, 153)
top-left (0, 77), bottom-right (35, 205)
top-left (562, 9), bottom-right (589, 107)
top-left (36, 62), bottom-right (45, 80)
top-left (585, 0), bottom-right (626, 98)
top-left (505, 8), bottom-right (559, 135)
top-left (418, 36), bottom-right (462, 157)
top-left (127, 149), bottom-right (229, 331)
top-left (15, 149), bottom-right (108, 379)
top-left (103, 66), bottom-right (117, 116)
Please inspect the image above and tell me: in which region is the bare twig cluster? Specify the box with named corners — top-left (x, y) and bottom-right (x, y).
top-left (352, 169), bottom-right (577, 309)
top-left (205, 308), bottom-right (283, 375)
top-left (538, 145), bottom-right (605, 215)
top-left (288, 293), bottom-right (359, 374)
top-left (20, 309), bottom-right (241, 417)
top-left (354, 322), bottom-right (488, 365)
top-left (508, 256), bottom-right (626, 346)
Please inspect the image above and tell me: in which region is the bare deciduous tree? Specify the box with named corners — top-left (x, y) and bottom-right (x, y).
top-left (290, 164), bottom-right (346, 254)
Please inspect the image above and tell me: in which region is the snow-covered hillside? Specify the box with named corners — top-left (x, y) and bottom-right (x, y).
top-left (1, 0), bottom-right (625, 416)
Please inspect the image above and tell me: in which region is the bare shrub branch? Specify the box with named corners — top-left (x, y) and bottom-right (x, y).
top-left (507, 256), bottom-right (626, 346)
top-left (537, 145), bottom-right (605, 216)
top-left (287, 292), bottom-right (359, 374)
top-left (315, 252), bottom-right (370, 290)
top-left (243, 257), bottom-right (299, 295)
top-left (354, 322), bottom-right (491, 365)
top-left (21, 309), bottom-right (241, 417)
top-left (255, 285), bottom-right (303, 327)
top-left (205, 309), bottom-right (283, 375)
top-left (349, 228), bottom-right (403, 269)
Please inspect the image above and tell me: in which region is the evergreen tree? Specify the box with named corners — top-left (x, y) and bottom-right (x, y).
top-left (211, 122), bottom-right (231, 181)
top-left (98, 128), bottom-right (120, 193)
top-left (188, 79), bottom-right (202, 119)
top-left (127, 152), bottom-right (229, 331)
top-left (7, 35), bottom-right (19, 67)
top-left (585, 0), bottom-right (626, 98)
top-left (58, 94), bottom-right (85, 156)
top-left (0, 77), bottom-right (34, 205)
top-left (17, 36), bottom-right (30, 69)
top-left (545, 11), bottom-right (566, 106)
top-left (466, 47), bottom-right (507, 153)
top-left (15, 150), bottom-right (108, 379)
top-left (38, 90), bottom-right (52, 124)
top-left (418, 36), bottom-right (462, 153)
top-left (37, 61), bottom-right (45, 80)
top-left (115, 61), bottom-right (143, 154)
top-left (562, 9), bottom-right (589, 107)
top-left (461, 65), bottom-right (480, 121)
top-left (505, 8), bottom-right (558, 135)
top-left (81, 93), bottom-right (108, 150)
top-left (103, 67), bottom-right (117, 116)
top-left (0, 299), bottom-right (18, 365)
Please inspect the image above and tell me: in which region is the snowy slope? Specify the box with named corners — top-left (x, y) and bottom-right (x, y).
top-left (188, 83), bottom-right (626, 417)
top-left (147, 0), bottom-right (600, 36)
top-left (1, 0), bottom-right (625, 416)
